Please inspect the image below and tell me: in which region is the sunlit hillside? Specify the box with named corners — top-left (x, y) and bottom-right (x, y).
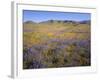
top-left (23, 20), bottom-right (91, 69)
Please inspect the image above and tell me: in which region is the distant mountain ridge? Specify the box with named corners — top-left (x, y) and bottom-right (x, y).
top-left (24, 20), bottom-right (91, 24)
top-left (79, 20), bottom-right (91, 24)
top-left (24, 21), bottom-right (36, 24)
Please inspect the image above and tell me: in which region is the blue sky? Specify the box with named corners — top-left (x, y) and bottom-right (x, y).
top-left (23, 10), bottom-right (91, 23)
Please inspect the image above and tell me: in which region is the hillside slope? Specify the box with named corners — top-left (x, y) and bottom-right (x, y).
top-left (23, 20), bottom-right (91, 69)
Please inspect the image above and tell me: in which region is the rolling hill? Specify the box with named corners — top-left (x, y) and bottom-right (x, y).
top-left (23, 20), bottom-right (91, 69)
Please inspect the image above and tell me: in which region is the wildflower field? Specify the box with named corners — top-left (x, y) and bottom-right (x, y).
top-left (23, 20), bottom-right (91, 69)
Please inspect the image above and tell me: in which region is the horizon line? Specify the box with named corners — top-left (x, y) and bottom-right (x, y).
top-left (23, 19), bottom-right (91, 23)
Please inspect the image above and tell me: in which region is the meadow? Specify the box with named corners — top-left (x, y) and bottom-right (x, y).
top-left (23, 20), bottom-right (91, 69)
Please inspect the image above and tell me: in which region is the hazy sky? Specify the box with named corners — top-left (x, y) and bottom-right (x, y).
top-left (23, 10), bottom-right (91, 23)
